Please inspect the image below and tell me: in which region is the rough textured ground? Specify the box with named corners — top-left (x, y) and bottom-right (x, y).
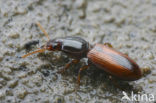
top-left (0, 0), bottom-right (156, 103)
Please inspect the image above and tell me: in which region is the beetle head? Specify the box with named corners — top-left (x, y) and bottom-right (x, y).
top-left (42, 39), bottom-right (62, 51)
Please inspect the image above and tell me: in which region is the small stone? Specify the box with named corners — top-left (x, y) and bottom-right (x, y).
top-left (4, 12), bottom-right (8, 17)
top-left (42, 99), bottom-right (49, 103)
top-left (16, 88), bottom-right (28, 99)
top-left (141, 66), bottom-right (151, 76)
top-left (40, 85), bottom-right (47, 92)
top-left (78, 10), bottom-right (86, 19)
top-left (2, 37), bottom-right (7, 43)
top-left (149, 24), bottom-right (156, 32)
top-left (3, 68), bottom-right (12, 74)
top-left (75, 0), bottom-right (87, 9)
top-left (126, 44), bottom-right (132, 48)
top-left (0, 54), bottom-right (3, 62)
top-left (0, 78), bottom-right (6, 86)
top-left (5, 88), bottom-right (13, 96)
top-left (4, 50), bottom-right (15, 56)
top-left (7, 41), bottom-right (14, 48)
top-left (74, 28), bottom-right (82, 35)
top-left (142, 44), bottom-right (150, 50)
top-left (17, 72), bottom-right (27, 78)
top-left (0, 84), bottom-right (2, 89)
top-left (63, 88), bottom-right (74, 95)
top-left (8, 80), bottom-right (18, 88)
top-left (144, 52), bottom-right (154, 60)
top-left (148, 77), bottom-right (156, 84)
top-left (21, 78), bottom-right (29, 85)
top-left (31, 74), bottom-right (43, 87)
top-left (53, 95), bottom-right (65, 103)
top-left (1, 73), bottom-right (12, 81)
top-left (152, 58), bottom-right (156, 64)
top-left (40, 88), bottom-right (46, 93)
top-left (104, 16), bottom-right (115, 23)
top-left (0, 90), bottom-right (5, 99)
top-left (115, 17), bottom-right (125, 27)
top-left (91, 4), bottom-right (101, 12)
top-left (8, 33), bottom-right (19, 39)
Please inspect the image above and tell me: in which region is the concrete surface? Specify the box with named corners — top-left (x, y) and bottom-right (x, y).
top-left (0, 0), bottom-right (156, 103)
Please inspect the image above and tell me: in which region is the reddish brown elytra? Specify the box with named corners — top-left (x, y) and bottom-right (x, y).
top-left (22, 22), bottom-right (142, 85)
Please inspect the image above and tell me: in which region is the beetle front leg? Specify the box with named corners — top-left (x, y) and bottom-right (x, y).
top-left (104, 43), bottom-right (113, 48)
top-left (58, 59), bottom-right (79, 73)
top-left (77, 65), bottom-right (89, 85)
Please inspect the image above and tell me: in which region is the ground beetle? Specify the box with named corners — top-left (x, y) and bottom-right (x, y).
top-left (22, 22), bottom-right (142, 84)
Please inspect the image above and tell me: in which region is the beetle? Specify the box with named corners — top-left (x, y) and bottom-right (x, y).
top-left (22, 22), bottom-right (142, 84)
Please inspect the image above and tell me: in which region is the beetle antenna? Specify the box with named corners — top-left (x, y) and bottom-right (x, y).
top-left (22, 22), bottom-right (49, 58)
top-left (36, 22), bottom-right (50, 41)
top-left (22, 48), bottom-right (46, 58)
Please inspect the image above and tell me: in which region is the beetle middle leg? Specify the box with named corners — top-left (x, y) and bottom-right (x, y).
top-left (58, 59), bottom-right (79, 73)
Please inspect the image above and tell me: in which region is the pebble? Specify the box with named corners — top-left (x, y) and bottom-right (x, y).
top-left (40, 85), bottom-right (46, 92)
top-left (141, 66), bottom-right (151, 76)
top-left (149, 24), bottom-right (156, 32)
top-left (7, 41), bottom-right (14, 48)
top-left (148, 77), bottom-right (156, 84)
top-left (8, 33), bottom-right (19, 39)
top-left (104, 16), bottom-right (115, 23)
top-left (115, 17), bottom-right (125, 27)
top-left (2, 68), bottom-right (12, 74)
top-left (0, 54), bottom-right (3, 62)
top-left (90, 4), bottom-right (101, 12)
top-left (17, 72), bottom-right (27, 79)
top-left (16, 88), bottom-right (28, 99)
top-left (1, 73), bottom-right (12, 81)
top-left (0, 90), bottom-right (5, 99)
top-left (63, 88), bottom-right (75, 95)
top-left (31, 74), bottom-right (43, 87)
top-left (142, 44), bottom-right (150, 50)
top-left (8, 80), bottom-right (18, 88)
top-left (78, 10), bottom-right (86, 19)
top-left (5, 88), bottom-right (13, 96)
top-left (21, 78), bottom-right (29, 85)
top-left (75, 0), bottom-right (87, 9)
top-left (0, 78), bottom-right (6, 87)
top-left (53, 95), bottom-right (65, 103)
top-left (144, 52), bottom-right (154, 60)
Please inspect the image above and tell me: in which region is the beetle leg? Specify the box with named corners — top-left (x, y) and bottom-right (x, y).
top-left (104, 43), bottom-right (113, 48)
top-left (58, 59), bottom-right (79, 73)
top-left (77, 65), bottom-right (89, 85)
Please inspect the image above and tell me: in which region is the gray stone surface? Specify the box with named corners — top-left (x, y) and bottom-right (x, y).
top-left (0, 0), bottom-right (156, 103)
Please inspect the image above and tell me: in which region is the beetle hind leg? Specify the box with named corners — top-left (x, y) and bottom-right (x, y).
top-left (104, 43), bottom-right (113, 48)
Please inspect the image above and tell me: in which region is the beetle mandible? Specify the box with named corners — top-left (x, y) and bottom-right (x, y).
top-left (22, 22), bottom-right (142, 84)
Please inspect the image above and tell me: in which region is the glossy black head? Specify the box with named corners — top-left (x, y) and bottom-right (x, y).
top-left (44, 39), bottom-right (62, 51)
